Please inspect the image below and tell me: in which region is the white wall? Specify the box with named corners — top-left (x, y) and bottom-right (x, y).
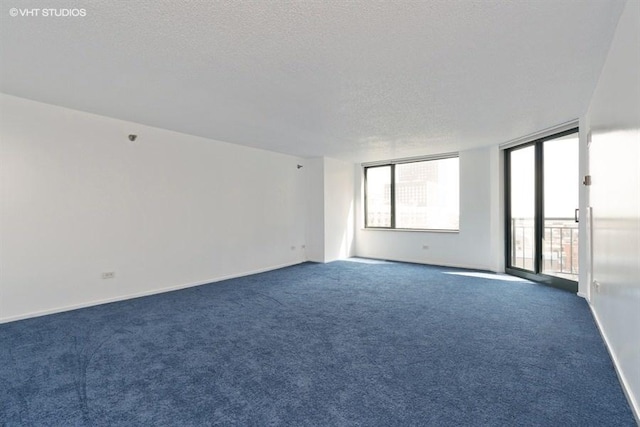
top-left (324, 157), bottom-right (355, 262)
top-left (0, 94), bottom-right (308, 322)
top-left (585, 0), bottom-right (640, 419)
top-left (578, 119), bottom-right (591, 299)
top-left (355, 146), bottom-right (502, 272)
top-left (305, 158), bottom-right (325, 262)
top-left (305, 157), bottom-right (355, 263)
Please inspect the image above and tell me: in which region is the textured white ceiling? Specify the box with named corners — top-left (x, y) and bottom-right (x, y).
top-left (0, 0), bottom-right (626, 162)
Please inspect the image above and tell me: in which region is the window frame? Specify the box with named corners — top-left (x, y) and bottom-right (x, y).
top-left (364, 164), bottom-right (395, 229)
top-left (363, 154), bottom-right (460, 232)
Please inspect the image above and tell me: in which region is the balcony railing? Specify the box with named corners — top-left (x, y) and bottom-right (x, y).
top-left (511, 217), bottom-right (579, 281)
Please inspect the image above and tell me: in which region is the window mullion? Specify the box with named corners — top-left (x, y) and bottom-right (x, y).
top-left (390, 164), bottom-right (396, 229)
top-left (363, 167), bottom-right (369, 228)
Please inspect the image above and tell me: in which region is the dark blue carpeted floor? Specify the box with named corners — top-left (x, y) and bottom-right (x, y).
top-left (0, 260), bottom-right (635, 426)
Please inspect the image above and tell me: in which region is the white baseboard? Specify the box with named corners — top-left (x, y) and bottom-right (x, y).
top-left (352, 255), bottom-right (496, 273)
top-left (588, 303), bottom-right (640, 424)
top-left (0, 261), bottom-right (304, 324)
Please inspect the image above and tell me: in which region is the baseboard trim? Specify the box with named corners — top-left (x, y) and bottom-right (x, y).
top-left (352, 255), bottom-right (496, 273)
top-left (0, 261), bottom-right (305, 324)
top-left (588, 303), bottom-right (640, 424)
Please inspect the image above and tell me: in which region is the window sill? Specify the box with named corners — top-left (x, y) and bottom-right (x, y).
top-left (362, 227), bottom-right (459, 234)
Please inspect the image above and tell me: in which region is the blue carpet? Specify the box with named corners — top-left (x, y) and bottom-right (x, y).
top-left (0, 261), bottom-right (635, 426)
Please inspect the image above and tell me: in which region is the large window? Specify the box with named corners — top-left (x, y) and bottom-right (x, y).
top-left (365, 156), bottom-right (459, 230)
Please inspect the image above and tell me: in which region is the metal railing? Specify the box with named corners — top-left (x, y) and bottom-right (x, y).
top-left (511, 217), bottom-right (579, 281)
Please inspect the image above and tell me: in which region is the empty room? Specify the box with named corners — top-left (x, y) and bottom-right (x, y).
top-left (1, 0), bottom-right (638, 425)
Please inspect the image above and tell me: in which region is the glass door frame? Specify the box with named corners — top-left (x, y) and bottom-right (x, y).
top-left (504, 128), bottom-right (579, 293)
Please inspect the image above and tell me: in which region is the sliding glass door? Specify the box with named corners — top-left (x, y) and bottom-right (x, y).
top-left (508, 144), bottom-right (536, 272)
top-left (542, 133), bottom-right (580, 281)
top-left (505, 129), bottom-right (579, 291)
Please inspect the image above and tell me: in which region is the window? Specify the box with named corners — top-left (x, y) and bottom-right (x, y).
top-left (365, 156), bottom-right (459, 230)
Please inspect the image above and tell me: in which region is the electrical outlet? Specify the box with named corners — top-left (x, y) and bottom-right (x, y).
top-left (102, 272), bottom-right (115, 279)
top-left (422, 245), bottom-right (429, 250)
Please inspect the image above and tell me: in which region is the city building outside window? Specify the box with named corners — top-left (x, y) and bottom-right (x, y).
top-left (365, 156), bottom-right (459, 230)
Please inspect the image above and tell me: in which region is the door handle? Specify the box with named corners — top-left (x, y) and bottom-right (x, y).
top-left (575, 208), bottom-right (579, 223)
